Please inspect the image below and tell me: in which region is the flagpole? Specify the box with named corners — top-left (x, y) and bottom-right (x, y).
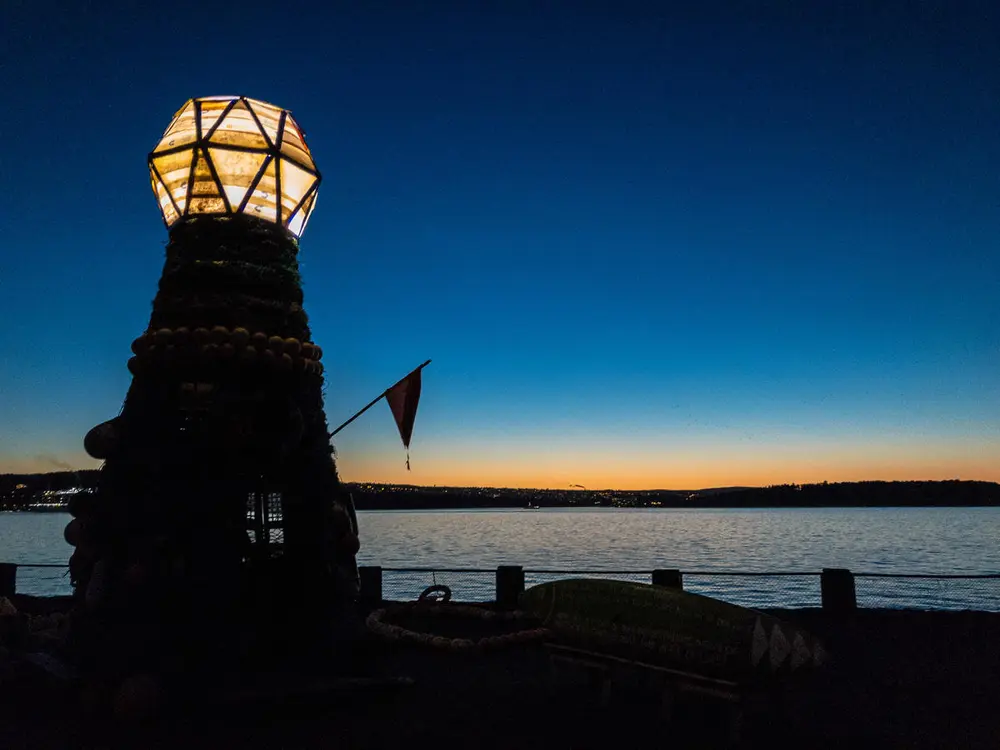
top-left (328, 360), bottom-right (431, 438)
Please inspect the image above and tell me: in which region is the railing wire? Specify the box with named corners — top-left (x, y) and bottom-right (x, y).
top-left (9, 563), bottom-right (1000, 611)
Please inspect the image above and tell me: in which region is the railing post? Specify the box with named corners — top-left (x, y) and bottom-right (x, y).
top-left (821, 568), bottom-right (857, 614)
top-left (496, 565), bottom-right (524, 609)
top-left (0, 563), bottom-right (16, 597)
top-left (652, 569), bottom-right (684, 590)
top-left (358, 565), bottom-right (382, 604)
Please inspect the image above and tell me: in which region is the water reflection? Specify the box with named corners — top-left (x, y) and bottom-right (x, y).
top-left (4, 507), bottom-right (999, 609)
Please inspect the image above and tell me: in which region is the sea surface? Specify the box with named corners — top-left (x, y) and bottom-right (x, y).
top-left (3, 507), bottom-right (999, 609)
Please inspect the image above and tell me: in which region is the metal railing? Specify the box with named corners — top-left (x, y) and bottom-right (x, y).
top-left (365, 566), bottom-right (1000, 612)
top-left (4, 562), bottom-right (1000, 612)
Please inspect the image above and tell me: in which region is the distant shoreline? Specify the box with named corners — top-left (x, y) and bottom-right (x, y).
top-left (5, 503), bottom-right (1000, 513)
top-left (2, 471), bottom-right (999, 511)
top-left (2, 476), bottom-right (998, 512)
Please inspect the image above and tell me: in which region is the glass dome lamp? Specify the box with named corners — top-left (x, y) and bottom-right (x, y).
top-left (148, 95), bottom-right (321, 237)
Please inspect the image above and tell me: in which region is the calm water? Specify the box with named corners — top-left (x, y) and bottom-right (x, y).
top-left (4, 508), bottom-right (999, 609)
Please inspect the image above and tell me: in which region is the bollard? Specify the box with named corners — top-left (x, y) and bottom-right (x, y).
top-left (0, 563), bottom-right (15, 597)
top-left (821, 568), bottom-right (857, 614)
top-left (358, 565), bottom-right (383, 604)
top-left (496, 565), bottom-right (525, 610)
top-left (652, 569), bottom-right (684, 590)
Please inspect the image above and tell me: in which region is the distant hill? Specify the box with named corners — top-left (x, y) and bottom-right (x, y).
top-left (1, 472), bottom-right (997, 510)
top-left (347, 480), bottom-right (1000, 509)
top-left (694, 480), bottom-right (1000, 508)
top-left (0, 470), bottom-right (101, 496)
top-left (674, 486), bottom-right (755, 496)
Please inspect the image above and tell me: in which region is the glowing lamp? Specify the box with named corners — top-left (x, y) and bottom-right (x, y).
top-left (148, 96), bottom-right (321, 237)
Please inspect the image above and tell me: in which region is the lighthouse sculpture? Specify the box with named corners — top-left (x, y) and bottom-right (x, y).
top-left (66, 96), bottom-right (359, 692)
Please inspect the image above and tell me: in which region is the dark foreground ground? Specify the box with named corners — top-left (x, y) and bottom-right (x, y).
top-left (2, 603), bottom-right (998, 749)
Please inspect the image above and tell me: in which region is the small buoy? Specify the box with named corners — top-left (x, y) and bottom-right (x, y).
top-left (68, 492), bottom-right (95, 518)
top-left (71, 543), bottom-right (97, 566)
top-left (64, 518), bottom-right (82, 547)
top-left (279, 353), bottom-right (294, 371)
top-left (261, 349), bottom-right (276, 365)
top-left (130, 335), bottom-right (148, 355)
top-left (68, 552), bottom-right (85, 581)
top-left (127, 356), bottom-right (141, 375)
top-left (250, 332), bottom-right (268, 349)
top-left (339, 533), bottom-right (360, 557)
top-left (154, 328), bottom-right (172, 345)
top-left (220, 343), bottom-right (236, 359)
top-left (84, 418), bottom-right (119, 459)
top-left (283, 338), bottom-right (301, 356)
top-left (240, 347), bottom-right (258, 364)
top-left (211, 325), bottom-right (229, 343)
top-left (232, 327), bottom-right (250, 347)
top-left (301, 342), bottom-right (316, 359)
top-left (201, 343), bottom-right (219, 359)
top-left (313, 345), bottom-right (323, 361)
top-left (192, 327), bottom-right (210, 345)
top-left (173, 327), bottom-right (190, 346)
top-left (268, 335), bottom-right (284, 352)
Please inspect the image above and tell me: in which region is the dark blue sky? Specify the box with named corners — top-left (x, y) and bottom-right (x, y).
top-left (1, 1), bottom-right (997, 487)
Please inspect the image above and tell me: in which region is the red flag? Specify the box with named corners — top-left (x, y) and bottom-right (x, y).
top-left (385, 366), bottom-right (423, 469)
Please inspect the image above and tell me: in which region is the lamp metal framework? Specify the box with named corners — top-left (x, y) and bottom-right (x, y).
top-left (148, 96), bottom-right (321, 237)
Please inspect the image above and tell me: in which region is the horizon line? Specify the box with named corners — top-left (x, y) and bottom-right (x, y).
top-left (4, 470), bottom-right (995, 494)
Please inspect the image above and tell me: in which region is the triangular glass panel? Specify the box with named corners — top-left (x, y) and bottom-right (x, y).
top-left (208, 147), bottom-right (267, 211)
top-left (293, 190), bottom-right (318, 235)
top-left (287, 209), bottom-right (307, 237)
top-left (278, 118), bottom-right (316, 171)
top-left (223, 185), bottom-right (247, 211)
top-left (152, 148), bottom-right (196, 200)
top-left (209, 99), bottom-right (268, 150)
top-left (191, 149), bottom-right (221, 196)
top-left (240, 159), bottom-right (279, 222)
top-left (158, 194), bottom-right (180, 226)
top-left (279, 157), bottom-right (317, 214)
top-left (149, 169), bottom-right (180, 226)
top-left (171, 186), bottom-right (189, 215)
top-left (154, 102), bottom-right (197, 152)
top-left (199, 98), bottom-right (234, 139)
top-left (279, 137), bottom-right (315, 172)
top-left (151, 169), bottom-right (175, 207)
top-left (246, 98), bottom-right (282, 146)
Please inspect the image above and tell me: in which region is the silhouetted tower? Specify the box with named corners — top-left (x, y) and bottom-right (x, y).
top-left (66, 96), bottom-right (359, 685)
